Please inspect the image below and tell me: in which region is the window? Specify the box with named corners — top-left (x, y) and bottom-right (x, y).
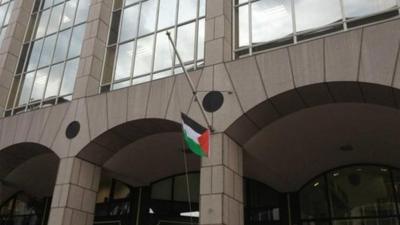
top-left (95, 177), bottom-right (133, 218)
top-left (0, 0), bottom-right (14, 45)
top-left (299, 165), bottom-right (400, 225)
top-left (148, 172), bottom-right (200, 224)
top-left (6, 0), bottom-right (90, 116)
top-left (300, 177), bottom-right (330, 220)
top-left (151, 178), bottom-right (172, 200)
top-left (95, 173), bottom-right (200, 225)
top-left (242, 165), bottom-right (400, 225)
top-left (150, 173), bottom-right (200, 203)
top-left (0, 192), bottom-right (51, 225)
top-left (244, 179), bottom-right (282, 225)
top-left (235, 0), bottom-right (399, 56)
top-left (100, 0), bottom-right (206, 92)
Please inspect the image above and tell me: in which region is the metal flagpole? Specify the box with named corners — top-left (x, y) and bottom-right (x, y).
top-left (166, 32), bottom-right (213, 131)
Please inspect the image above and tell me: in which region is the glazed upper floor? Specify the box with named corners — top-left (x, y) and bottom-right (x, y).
top-left (0, 0), bottom-right (399, 117)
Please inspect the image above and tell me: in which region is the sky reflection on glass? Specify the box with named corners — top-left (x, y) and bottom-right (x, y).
top-left (237, 0), bottom-right (398, 49)
top-left (11, 0), bottom-right (90, 112)
top-left (107, 0), bottom-right (206, 90)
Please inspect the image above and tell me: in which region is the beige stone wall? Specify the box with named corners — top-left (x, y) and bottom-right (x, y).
top-left (0, 0), bottom-right (397, 139)
top-left (204, 0), bottom-right (233, 65)
top-left (0, 2), bottom-right (399, 225)
top-left (200, 133), bottom-right (243, 225)
top-left (49, 157), bottom-right (101, 225)
top-left (0, 18), bottom-right (398, 157)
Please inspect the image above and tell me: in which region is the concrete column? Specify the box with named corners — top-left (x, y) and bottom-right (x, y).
top-left (48, 157), bottom-right (101, 225)
top-left (204, 0), bottom-right (233, 65)
top-left (200, 133), bottom-right (244, 225)
top-left (0, 0), bottom-right (35, 114)
top-left (73, 0), bottom-right (112, 99)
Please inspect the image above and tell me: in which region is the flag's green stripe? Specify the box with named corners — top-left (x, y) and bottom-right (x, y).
top-left (183, 131), bottom-right (205, 157)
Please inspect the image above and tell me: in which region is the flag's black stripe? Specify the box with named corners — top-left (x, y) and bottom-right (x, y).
top-left (181, 113), bottom-right (207, 134)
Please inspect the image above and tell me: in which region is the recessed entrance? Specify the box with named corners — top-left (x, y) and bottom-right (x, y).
top-left (243, 165), bottom-right (400, 225)
top-left (77, 119), bottom-right (201, 225)
top-left (0, 143), bottom-right (59, 225)
top-left (92, 132), bottom-right (201, 225)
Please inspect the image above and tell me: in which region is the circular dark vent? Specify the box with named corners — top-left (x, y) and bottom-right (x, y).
top-left (66, 121), bottom-right (80, 139)
top-left (202, 91), bottom-right (224, 113)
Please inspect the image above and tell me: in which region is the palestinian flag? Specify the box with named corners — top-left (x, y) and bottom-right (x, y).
top-left (181, 113), bottom-right (210, 157)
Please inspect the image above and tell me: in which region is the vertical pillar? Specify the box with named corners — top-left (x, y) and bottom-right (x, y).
top-left (0, 0), bottom-right (35, 114)
top-left (73, 0), bottom-right (112, 99)
top-left (48, 157), bottom-right (101, 225)
top-left (200, 133), bottom-right (244, 225)
top-left (204, 0), bottom-right (233, 65)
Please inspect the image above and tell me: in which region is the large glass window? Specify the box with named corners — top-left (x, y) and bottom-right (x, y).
top-left (299, 165), bottom-right (400, 225)
top-left (243, 165), bottom-right (400, 225)
top-left (328, 167), bottom-right (396, 218)
top-left (0, 192), bottom-right (51, 225)
top-left (300, 177), bottom-right (330, 220)
top-left (0, 0), bottom-right (14, 45)
top-left (235, 0), bottom-right (399, 56)
top-left (343, 0), bottom-right (397, 18)
top-left (294, 0), bottom-right (342, 32)
top-left (6, 0), bottom-right (90, 116)
top-left (100, 0), bottom-right (206, 92)
top-left (95, 173), bottom-right (200, 225)
top-left (245, 179), bottom-right (282, 225)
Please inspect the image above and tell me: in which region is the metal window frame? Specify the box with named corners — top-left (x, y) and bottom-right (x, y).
top-left (100, 0), bottom-right (206, 92)
top-left (6, 0), bottom-right (90, 116)
top-left (298, 164), bottom-right (400, 224)
top-left (233, 0), bottom-right (400, 58)
top-left (0, 0), bottom-right (15, 41)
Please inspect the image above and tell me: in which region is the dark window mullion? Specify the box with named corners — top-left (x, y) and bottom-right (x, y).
top-left (324, 174), bottom-right (334, 225)
top-left (390, 169), bottom-right (400, 216)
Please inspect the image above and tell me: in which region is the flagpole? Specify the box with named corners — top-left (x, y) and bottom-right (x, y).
top-left (166, 32), bottom-right (213, 131)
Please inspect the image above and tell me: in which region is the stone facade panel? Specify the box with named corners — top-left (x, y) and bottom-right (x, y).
top-left (226, 57), bottom-right (267, 112)
top-left (127, 82), bottom-right (150, 121)
top-left (325, 30), bottom-right (362, 82)
top-left (359, 20), bottom-right (400, 85)
top-left (87, 94), bottom-right (108, 139)
top-left (256, 48), bottom-right (295, 98)
top-left (107, 88), bottom-right (128, 129)
top-left (289, 39), bottom-right (324, 87)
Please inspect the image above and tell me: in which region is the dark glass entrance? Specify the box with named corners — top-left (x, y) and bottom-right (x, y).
top-left (244, 165), bottom-right (400, 225)
top-left (94, 173), bottom-right (199, 225)
top-left (0, 192), bottom-right (51, 225)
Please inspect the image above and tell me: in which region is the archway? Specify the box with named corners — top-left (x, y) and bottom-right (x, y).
top-left (241, 164), bottom-right (400, 225)
top-left (77, 119), bottom-right (201, 225)
top-left (0, 143), bottom-right (59, 225)
top-left (225, 82), bottom-right (400, 225)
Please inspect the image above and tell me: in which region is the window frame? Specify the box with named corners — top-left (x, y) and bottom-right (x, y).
top-left (5, 0), bottom-right (90, 116)
top-left (298, 164), bottom-right (400, 225)
top-left (233, 0), bottom-right (400, 57)
top-left (99, 0), bottom-right (206, 92)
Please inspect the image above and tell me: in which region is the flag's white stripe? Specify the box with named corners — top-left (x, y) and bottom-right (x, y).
top-left (183, 123), bottom-right (200, 144)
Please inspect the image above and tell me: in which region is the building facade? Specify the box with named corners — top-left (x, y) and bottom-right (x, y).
top-left (0, 0), bottom-right (400, 225)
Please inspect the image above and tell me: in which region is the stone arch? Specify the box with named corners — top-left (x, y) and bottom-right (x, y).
top-left (77, 118), bottom-right (182, 165)
top-left (216, 19), bottom-right (400, 136)
top-left (224, 81), bottom-right (400, 192)
top-left (226, 81), bottom-right (400, 145)
top-left (76, 118), bottom-right (201, 185)
top-left (0, 142), bottom-right (59, 203)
